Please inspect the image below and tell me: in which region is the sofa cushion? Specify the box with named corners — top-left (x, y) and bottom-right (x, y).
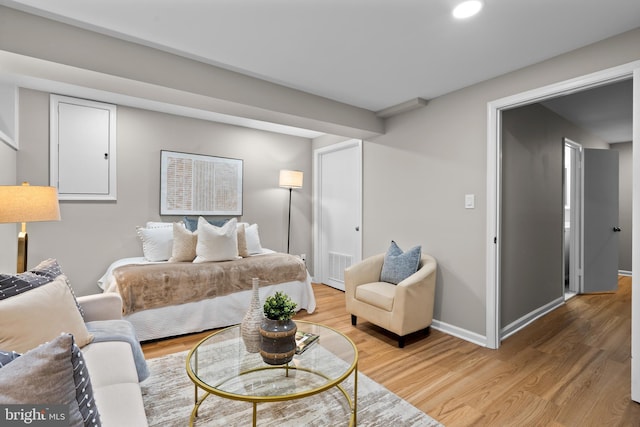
top-left (194, 217), bottom-right (239, 263)
top-left (82, 341), bottom-right (140, 387)
top-left (0, 334), bottom-right (102, 427)
top-left (0, 275), bottom-right (93, 353)
top-left (93, 383), bottom-right (147, 427)
top-left (355, 281), bottom-right (396, 311)
top-left (380, 241), bottom-right (421, 285)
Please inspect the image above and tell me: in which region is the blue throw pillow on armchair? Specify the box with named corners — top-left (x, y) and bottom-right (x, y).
top-left (380, 241), bottom-right (421, 285)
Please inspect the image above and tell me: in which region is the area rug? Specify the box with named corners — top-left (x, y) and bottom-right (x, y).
top-left (142, 350), bottom-right (443, 426)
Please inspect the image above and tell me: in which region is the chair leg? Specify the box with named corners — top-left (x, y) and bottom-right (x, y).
top-left (351, 314), bottom-right (357, 326)
top-left (398, 335), bottom-right (405, 348)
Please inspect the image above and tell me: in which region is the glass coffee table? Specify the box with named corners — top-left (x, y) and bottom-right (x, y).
top-left (185, 320), bottom-right (358, 426)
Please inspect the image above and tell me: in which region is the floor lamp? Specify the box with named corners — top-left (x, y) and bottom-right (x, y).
top-left (0, 182), bottom-right (61, 273)
top-left (279, 170), bottom-right (303, 254)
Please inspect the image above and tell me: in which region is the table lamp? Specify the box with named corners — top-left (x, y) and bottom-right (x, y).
top-left (0, 182), bottom-right (61, 273)
top-left (279, 170), bottom-right (303, 254)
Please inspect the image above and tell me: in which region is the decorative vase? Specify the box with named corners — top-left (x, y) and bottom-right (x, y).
top-left (241, 278), bottom-right (263, 353)
top-left (259, 318), bottom-right (297, 365)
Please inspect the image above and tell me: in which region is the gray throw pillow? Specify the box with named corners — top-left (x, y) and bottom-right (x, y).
top-left (0, 334), bottom-right (101, 427)
top-left (380, 241), bottom-right (422, 285)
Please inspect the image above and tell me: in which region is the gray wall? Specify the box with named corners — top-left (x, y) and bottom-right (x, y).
top-left (500, 103), bottom-right (608, 329)
top-left (611, 141), bottom-right (633, 272)
top-left (0, 141), bottom-right (17, 273)
top-left (364, 28), bottom-right (640, 336)
top-left (16, 88), bottom-right (313, 296)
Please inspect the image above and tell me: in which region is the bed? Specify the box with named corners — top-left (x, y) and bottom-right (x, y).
top-left (98, 250), bottom-right (316, 342)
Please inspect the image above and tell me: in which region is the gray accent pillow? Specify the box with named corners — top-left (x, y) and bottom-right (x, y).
top-left (0, 334), bottom-right (101, 427)
top-left (0, 350), bottom-right (20, 367)
top-left (183, 216), bottom-right (229, 232)
top-left (380, 241), bottom-right (422, 285)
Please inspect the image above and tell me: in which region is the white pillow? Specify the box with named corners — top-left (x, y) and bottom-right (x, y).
top-left (169, 222), bottom-right (197, 262)
top-left (0, 275), bottom-right (94, 353)
top-left (245, 223), bottom-right (263, 254)
top-left (145, 221), bottom-right (173, 229)
top-left (194, 217), bottom-right (240, 263)
top-left (137, 225), bottom-right (173, 261)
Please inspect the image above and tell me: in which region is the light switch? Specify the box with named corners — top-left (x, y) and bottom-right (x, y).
top-left (465, 194), bottom-right (475, 209)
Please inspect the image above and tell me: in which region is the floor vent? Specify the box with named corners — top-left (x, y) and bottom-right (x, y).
top-left (328, 252), bottom-right (352, 283)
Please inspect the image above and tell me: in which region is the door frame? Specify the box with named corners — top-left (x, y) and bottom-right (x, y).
top-left (313, 139), bottom-right (362, 287)
top-left (486, 60), bottom-right (640, 401)
top-left (563, 138), bottom-right (583, 296)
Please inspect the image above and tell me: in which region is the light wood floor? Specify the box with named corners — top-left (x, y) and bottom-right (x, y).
top-left (142, 277), bottom-right (640, 426)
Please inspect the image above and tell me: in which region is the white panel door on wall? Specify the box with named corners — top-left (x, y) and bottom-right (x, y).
top-left (314, 140), bottom-right (362, 291)
top-left (50, 95), bottom-right (117, 200)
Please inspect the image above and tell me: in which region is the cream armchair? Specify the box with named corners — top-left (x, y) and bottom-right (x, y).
top-left (345, 253), bottom-right (437, 347)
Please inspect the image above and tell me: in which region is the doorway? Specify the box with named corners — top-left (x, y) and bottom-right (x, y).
top-left (486, 61), bottom-right (639, 401)
top-left (313, 139), bottom-right (362, 290)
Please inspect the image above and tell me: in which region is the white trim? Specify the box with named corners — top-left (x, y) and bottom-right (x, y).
top-left (619, 270), bottom-right (632, 277)
top-left (501, 297), bottom-right (565, 340)
top-left (431, 319), bottom-right (487, 347)
top-left (313, 139), bottom-right (363, 288)
top-left (486, 60), bottom-right (640, 351)
top-left (631, 67), bottom-right (640, 403)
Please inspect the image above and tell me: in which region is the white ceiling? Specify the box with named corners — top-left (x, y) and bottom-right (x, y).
top-left (3, 0), bottom-right (640, 113)
top-left (541, 79), bottom-right (633, 144)
top-left (1, 0), bottom-right (638, 141)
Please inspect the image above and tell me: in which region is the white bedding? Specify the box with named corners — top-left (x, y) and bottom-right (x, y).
top-left (98, 251), bottom-right (317, 341)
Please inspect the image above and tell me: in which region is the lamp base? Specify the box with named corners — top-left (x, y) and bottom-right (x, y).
top-left (17, 231), bottom-right (28, 273)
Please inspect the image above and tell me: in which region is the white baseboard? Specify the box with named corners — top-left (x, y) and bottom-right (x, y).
top-left (619, 270), bottom-right (632, 277)
top-left (431, 319), bottom-right (487, 347)
top-left (500, 296), bottom-right (565, 340)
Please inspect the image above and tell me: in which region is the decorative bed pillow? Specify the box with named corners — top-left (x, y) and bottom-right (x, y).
top-left (145, 221), bottom-right (173, 229)
top-left (237, 223), bottom-right (250, 258)
top-left (380, 241), bottom-right (422, 285)
top-left (169, 222), bottom-right (197, 262)
top-left (245, 223), bottom-right (263, 254)
top-left (137, 225), bottom-right (174, 261)
top-left (0, 350), bottom-right (20, 367)
top-left (194, 217), bottom-right (240, 263)
top-left (0, 275), bottom-right (93, 353)
top-left (183, 216), bottom-right (229, 232)
top-left (0, 334), bottom-right (102, 427)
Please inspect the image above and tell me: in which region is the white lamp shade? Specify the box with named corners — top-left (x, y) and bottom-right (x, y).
top-left (279, 170), bottom-right (303, 189)
top-left (0, 184), bottom-right (61, 223)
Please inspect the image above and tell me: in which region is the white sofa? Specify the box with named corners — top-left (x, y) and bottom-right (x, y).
top-left (78, 293), bottom-right (148, 427)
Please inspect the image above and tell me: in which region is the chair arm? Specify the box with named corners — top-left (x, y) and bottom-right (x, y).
top-left (392, 255), bottom-right (438, 334)
top-left (345, 253), bottom-right (385, 288)
top-left (77, 293), bottom-right (123, 322)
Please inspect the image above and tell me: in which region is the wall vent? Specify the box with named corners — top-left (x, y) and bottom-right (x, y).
top-left (328, 252), bottom-right (352, 283)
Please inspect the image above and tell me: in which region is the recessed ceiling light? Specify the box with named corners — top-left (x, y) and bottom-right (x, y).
top-left (452, 0), bottom-right (483, 19)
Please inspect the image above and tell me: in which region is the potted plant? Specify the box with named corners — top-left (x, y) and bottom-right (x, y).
top-left (259, 292), bottom-right (298, 365)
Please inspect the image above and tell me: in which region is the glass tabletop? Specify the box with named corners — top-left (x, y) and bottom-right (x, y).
top-left (186, 320), bottom-right (358, 401)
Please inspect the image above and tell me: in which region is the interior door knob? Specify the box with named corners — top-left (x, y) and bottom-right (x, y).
top-left (613, 227), bottom-right (621, 232)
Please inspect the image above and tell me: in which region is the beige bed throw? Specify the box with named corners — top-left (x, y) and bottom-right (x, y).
top-left (113, 253), bottom-right (307, 315)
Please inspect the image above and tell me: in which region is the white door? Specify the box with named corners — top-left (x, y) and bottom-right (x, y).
top-left (314, 140), bottom-right (362, 290)
top-left (583, 148), bottom-right (620, 293)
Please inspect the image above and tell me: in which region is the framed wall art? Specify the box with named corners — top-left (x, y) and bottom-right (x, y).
top-left (160, 150), bottom-right (243, 216)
